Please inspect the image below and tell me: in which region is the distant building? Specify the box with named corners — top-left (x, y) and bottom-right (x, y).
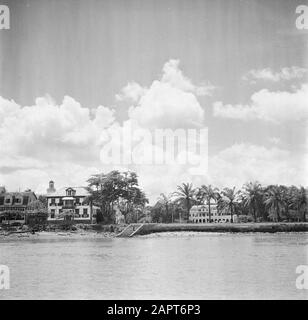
top-left (0, 189), bottom-right (37, 225)
top-left (46, 182), bottom-right (99, 223)
top-left (189, 202), bottom-right (234, 223)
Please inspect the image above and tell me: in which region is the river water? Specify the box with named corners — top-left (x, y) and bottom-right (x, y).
top-left (0, 232), bottom-right (307, 299)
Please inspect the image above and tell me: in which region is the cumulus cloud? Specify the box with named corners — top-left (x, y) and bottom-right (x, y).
top-left (208, 143), bottom-right (307, 188)
top-left (0, 95), bottom-right (116, 193)
top-left (243, 66), bottom-right (308, 83)
top-left (0, 95), bottom-right (115, 162)
top-left (213, 84), bottom-right (308, 123)
top-left (118, 59), bottom-right (214, 129)
top-left (0, 59), bottom-right (306, 202)
top-left (115, 82), bottom-right (146, 102)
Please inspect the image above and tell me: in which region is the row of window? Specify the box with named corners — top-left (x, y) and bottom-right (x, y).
top-left (192, 218), bottom-right (230, 223)
top-left (50, 208), bottom-right (89, 218)
top-left (0, 207), bottom-right (26, 211)
top-left (48, 197), bottom-right (85, 206)
top-left (191, 212), bottom-right (222, 217)
top-left (0, 197), bottom-right (28, 205)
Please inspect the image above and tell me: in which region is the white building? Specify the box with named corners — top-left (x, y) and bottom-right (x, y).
top-left (189, 202), bottom-right (234, 223)
top-left (46, 181), bottom-right (99, 223)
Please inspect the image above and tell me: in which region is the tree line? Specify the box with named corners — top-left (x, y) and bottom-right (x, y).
top-left (152, 182), bottom-right (307, 223)
top-left (31, 172), bottom-right (307, 224)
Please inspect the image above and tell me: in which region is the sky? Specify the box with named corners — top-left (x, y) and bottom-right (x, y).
top-left (0, 0), bottom-right (307, 202)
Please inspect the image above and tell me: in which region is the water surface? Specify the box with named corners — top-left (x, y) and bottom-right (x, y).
top-left (0, 232), bottom-right (307, 299)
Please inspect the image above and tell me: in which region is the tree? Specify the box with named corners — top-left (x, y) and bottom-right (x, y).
top-left (264, 185), bottom-right (286, 222)
top-left (198, 185), bottom-right (220, 223)
top-left (86, 170), bottom-right (148, 224)
top-left (242, 182), bottom-right (263, 222)
top-left (157, 193), bottom-right (174, 223)
top-left (173, 183), bottom-right (195, 222)
top-left (290, 186), bottom-right (307, 222)
top-left (219, 187), bottom-right (239, 223)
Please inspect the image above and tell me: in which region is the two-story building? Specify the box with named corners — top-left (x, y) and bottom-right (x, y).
top-left (46, 181), bottom-right (98, 223)
top-left (189, 202), bottom-right (234, 223)
top-left (0, 187), bottom-right (37, 225)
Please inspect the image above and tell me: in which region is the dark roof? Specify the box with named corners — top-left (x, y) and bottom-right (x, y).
top-left (0, 191), bottom-right (37, 206)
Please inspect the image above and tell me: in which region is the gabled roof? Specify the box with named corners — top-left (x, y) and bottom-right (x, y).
top-left (0, 191), bottom-right (37, 206)
top-left (46, 187), bottom-right (89, 197)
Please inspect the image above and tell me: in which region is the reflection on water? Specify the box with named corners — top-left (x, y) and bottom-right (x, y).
top-left (0, 232), bottom-right (307, 299)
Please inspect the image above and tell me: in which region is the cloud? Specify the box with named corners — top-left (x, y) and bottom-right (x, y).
top-left (0, 59), bottom-right (306, 203)
top-left (0, 95), bottom-right (116, 162)
top-left (208, 143), bottom-right (307, 188)
top-left (0, 95), bottom-right (116, 190)
top-left (117, 59), bottom-right (214, 129)
top-left (115, 82), bottom-right (146, 102)
top-left (213, 84), bottom-right (308, 123)
top-left (243, 66), bottom-right (308, 83)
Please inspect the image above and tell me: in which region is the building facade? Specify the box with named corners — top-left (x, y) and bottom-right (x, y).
top-left (0, 188), bottom-right (37, 224)
top-left (46, 181), bottom-right (98, 223)
top-left (189, 203), bottom-right (234, 223)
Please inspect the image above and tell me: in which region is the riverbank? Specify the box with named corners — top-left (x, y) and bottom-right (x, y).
top-left (136, 222), bottom-right (308, 236)
top-left (0, 222), bottom-right (307, 240)
top-left (0, 229), bottom-right (116, 241)
top-left (0, 223), bottom-right (122, 240)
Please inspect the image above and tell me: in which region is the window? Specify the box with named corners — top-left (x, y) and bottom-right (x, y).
top-left (82, 208), bottom-right (89, 218)
top-left (75, 209), bottom-right (80, 217)
top-left (50, 209), bottom-right (55, 218)
top-left (50, 198), bottom-right (55, 206)
top-left (22, 196), bottom-right (29, 205)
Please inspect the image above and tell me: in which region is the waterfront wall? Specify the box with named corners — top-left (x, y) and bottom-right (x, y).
top-left (136, 222), bottom-right (308, 235)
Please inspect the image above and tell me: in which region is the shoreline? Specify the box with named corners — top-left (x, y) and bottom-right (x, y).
top-left (136, 222), bottom-right (308, 236)
top-left (0, 222), bottom-right (307, 240)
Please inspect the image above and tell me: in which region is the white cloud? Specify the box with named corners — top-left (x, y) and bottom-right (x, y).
top-left (118, 59), bottom-right (214, 129)
top-left (209, 143), bottom-right (307, 188)
top-left (0, 59), bottom-right (306, 202)
top-left (0, 95), bottom-right (116, 161)
top-left (115, 82), bottom-right (146, 102)
top-left (0, 95), bottom-right (116, 193)
top-left (213, 84), bottom-right (308, 123)
top-left (243, 66), bottom-right (308, 83)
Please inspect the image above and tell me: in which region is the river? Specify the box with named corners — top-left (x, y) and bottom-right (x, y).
top-left (0, 232), bottom-right (307, 299)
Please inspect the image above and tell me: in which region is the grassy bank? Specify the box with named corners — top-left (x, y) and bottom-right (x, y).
top-left (136, 222), bottom-right (308, 235)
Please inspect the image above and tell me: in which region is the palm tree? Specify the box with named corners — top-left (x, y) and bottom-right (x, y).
top-left (264, 185), bottom-right (284, 222)
top-left (219, 187), bottom-right (239, 223)
top-left (291, 186), bottom-right (307, 222)
top-left (157, 193), bottom-right (174, 223)
top-left (199, 185), bottom-right (220, 223)
top-left (173, 183), bottom-right (195, 222)
top-left (242, 181), bottom-right (263, 222)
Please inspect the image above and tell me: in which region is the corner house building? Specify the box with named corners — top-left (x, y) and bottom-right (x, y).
top-left (189, 202), bottom-right (234, 223)
top-left (0, 187), bottom-right (37, 225)
top-left (46, 181), bottom-right (98, 223)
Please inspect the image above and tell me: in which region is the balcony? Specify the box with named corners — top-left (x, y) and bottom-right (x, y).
top-left (62, 204), bottom-right (75, 209)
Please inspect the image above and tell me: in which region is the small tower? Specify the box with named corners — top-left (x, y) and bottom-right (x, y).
top-left (47, 180), bottom-right (56, 194)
